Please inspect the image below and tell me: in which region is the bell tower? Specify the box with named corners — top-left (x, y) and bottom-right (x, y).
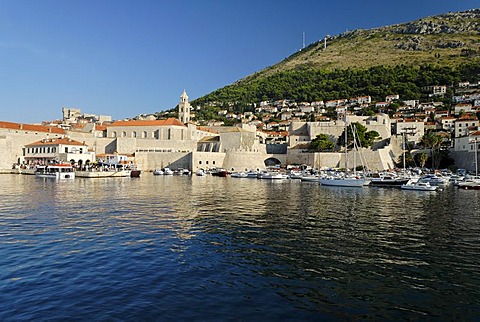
top-left (178, 89), bottom-right (191, 124)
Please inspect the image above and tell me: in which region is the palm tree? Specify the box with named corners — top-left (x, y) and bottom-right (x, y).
top-left (421, 131), bottom-right (443, 169)
top-left (418, 152), bottom-right (428, 168)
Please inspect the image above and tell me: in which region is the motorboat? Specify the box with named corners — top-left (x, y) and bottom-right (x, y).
top-left (153, 169), bottom-right (164, 175)
top-left (195, 169), bottom-right (205, 176)
top-left (300, 175), bottom-right (319, 182)
top-left (246, 170), bottom-right (259, 178)
top-left (457, 176), bottom-right (480, 190)
top-left (319, 176), bottom-right (366, 187)
top-left (35, 164), bottom-right (75, 179)
top-left (457, 181), bottom-right (480, 190)
top-left (369, 172), bottom-right (409, 187)
top-left (231, 172), bottom-right (248, 178)
top-left (163, 168), bottom-right (174, 175)
top-left (401, 180), bottom-right (437, 191)
top-left (418, 174), bottom-right (449, 187)
top-left (211, 168), bottom-right (228, 177)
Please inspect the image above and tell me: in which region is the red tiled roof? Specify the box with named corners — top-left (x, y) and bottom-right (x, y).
top-left (25, 137), bottom-right (87, 147)
top-left (0, 121), bottom-right (65, 134)
top-left (108, 118), bottom-right (185, 127)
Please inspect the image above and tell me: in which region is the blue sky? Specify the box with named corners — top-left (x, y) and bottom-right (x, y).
top-left (0, 0), bottom-right (477, 124)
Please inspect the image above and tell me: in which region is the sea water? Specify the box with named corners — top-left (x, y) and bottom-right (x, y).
top-left (0, 174), bottom-right (479, 320)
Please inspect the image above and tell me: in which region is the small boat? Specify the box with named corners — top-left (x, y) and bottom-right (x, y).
top-left (401, 180), bottom-right (437, 191)
top-left (270, 172), bottom-right (289, 180)
top-left (418, 174), bottom-right (449, 187)
top-left (288, 171), bottom-right (303, 179)
top-left (231, 172), bottom-right (248, 178)
top-left (319, 174), bottom-right (366, 187)
top-left (457, 177), bottom-right (480, 190)
top-left (300, 175), bottom-right (319, 182)
top-left (369, 172), bottom-right (409, 187)
top-left (457, 182), bottom-right (480, 190)
top-left (246, 170), bottom-right (259, 178)
top-left (130, 168), bottom-right (141, 178)
top-left (195, 169), bottom-right (205, 176)
top-left (35, 164), bottom-right (75, 179)
top-left (211, 168), bottom-right (228, 177)
top-left (163, 168), bottom-right (174, 175)
top-left (153, 169), bottom-right (164, 175)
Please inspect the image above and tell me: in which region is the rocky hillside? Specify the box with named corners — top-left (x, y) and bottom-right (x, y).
top-left (240, 9), bottom-right (479, 83)
top-left (185, 9), bottom-right (480, 117)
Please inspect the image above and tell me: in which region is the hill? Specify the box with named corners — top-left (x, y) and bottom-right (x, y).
top-left (179, 10), bottom-right (480, 121)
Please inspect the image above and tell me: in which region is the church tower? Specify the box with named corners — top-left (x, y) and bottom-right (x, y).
top-left (178, 89), bottom-right (191, 124)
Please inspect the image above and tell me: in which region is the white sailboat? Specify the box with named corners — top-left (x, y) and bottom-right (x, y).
top-left (320, 118), bottom-right (366, 187)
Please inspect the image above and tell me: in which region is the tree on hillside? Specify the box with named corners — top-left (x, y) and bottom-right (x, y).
top-left (308, 134), bottom-right (335, 152)
top-left (337, 122), bottom-right (380, 149)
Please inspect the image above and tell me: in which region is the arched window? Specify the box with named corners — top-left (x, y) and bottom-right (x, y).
top-left (112, 131), bottom-right (117, 138)
top-left (143, 131), bottom-right (147, 138)
top-left (122, 131), bottom-right (127, 137)
top-left (132, 131), bottom-right (137, 138)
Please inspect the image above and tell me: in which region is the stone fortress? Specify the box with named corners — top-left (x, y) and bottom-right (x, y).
top-left (0, 90), bottom-right (403, 173)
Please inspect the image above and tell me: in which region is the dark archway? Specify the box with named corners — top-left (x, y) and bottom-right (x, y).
top-left (264, 157), bottom-right (281, 167)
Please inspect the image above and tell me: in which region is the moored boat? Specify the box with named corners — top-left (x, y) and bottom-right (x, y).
top-left (231, 171), bottom-right (248, 178)
top-left (35, 164), bottom-right (75, 179)
top-left (319, 176), bottom-right (366, 187)
top-left (369, 172), bottom-right (409, 186)
top-left (401, 180), bottom-right (437, 191)
top-left (211, 168), bottom-right (228, 177)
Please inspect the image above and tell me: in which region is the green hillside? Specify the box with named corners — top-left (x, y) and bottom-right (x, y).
top-left (188, 10), bottom-right (480, 119)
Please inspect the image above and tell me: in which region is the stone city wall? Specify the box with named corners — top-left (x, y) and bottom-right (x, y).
top-left (135, 151), bottom-right (193, 172)
top-left (0, 130), bottom-right (64, 169)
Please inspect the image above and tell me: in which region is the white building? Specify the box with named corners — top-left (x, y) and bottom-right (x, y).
top-left (24, 137), bottom-right (95, 165)
top-left (178, 90), bottom-right (191, 124)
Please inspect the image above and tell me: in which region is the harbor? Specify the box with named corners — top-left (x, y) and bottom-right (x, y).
top-left (1, 174), bottom-right (479, 320)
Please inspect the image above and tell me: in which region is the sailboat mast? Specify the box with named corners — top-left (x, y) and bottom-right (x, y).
top-left (345, 115), bottom-right (348, 170)
top-left (403, 132), bottom-right (406, 171)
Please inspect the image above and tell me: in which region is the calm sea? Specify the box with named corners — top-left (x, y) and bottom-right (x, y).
top-left (0, 174), bottom-right (479, 321)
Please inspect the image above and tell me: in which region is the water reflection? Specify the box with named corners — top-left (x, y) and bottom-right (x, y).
top-left (0, 174), bottom-right (479, 320)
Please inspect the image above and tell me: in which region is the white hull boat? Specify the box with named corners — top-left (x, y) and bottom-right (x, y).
top-left (401, 180), bottom-right (437, 191)
top-left (36, 164), bottom-right (75, 179)
top-left (319, 177), bottom-right (366, 187)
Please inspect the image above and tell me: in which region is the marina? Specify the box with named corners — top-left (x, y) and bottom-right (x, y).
top-left (1, 174), bottom-right (479, 320)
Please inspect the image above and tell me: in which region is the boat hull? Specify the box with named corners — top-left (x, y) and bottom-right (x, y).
top-left (319, 178), bottom-right (365, 187)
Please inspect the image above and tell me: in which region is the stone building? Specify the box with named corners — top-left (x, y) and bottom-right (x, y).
top-left (24, 137), bottom-right (95, 165)
top-left (178, 90), bottom-right (191, 124)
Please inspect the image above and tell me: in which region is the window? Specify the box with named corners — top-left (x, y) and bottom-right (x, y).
top-left (213, 161), bottom-right (216, 165)
top-left (122, 131), bottom-right (127, 137)
top-left (143, 131), bottom-right (147, 138)
top-left (65, 147), bottom-right (68, 153)
top-left (112, 131), bottom-right (117, 138)
top-left (199, 161), bottom-right (202, 165)
top-left (132, 131), bottom-right (137, 138)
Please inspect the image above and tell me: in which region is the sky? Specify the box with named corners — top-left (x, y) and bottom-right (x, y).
top-left (0, 0), bottom-right (477, 124)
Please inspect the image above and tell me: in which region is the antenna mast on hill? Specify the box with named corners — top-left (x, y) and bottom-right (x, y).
top-left (302, 32), bottom-right (305, 50)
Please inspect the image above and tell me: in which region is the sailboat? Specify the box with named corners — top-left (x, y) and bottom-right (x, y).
top-left (320, 117), bottom-right (366, 187)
